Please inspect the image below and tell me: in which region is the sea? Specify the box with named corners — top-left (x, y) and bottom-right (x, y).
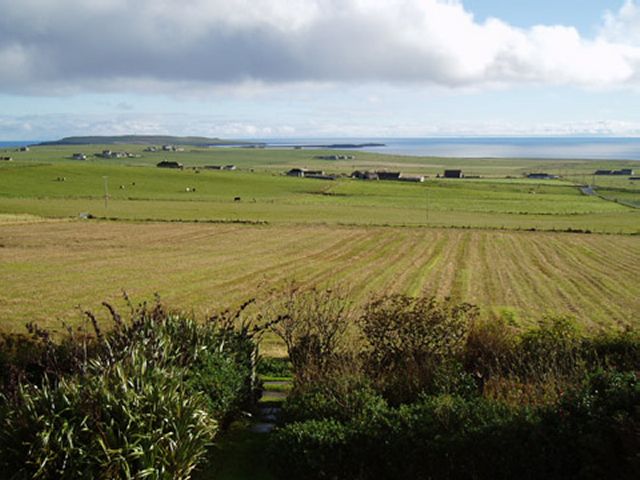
top-left (3, 138), bottom-right (640, 160)
top-left (255, 137), bottom-right (640, 161)
top-left (0, 141), bottom-right (40, 148)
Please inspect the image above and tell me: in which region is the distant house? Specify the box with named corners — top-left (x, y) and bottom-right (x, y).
top-left (595, 168), bottom-right (634, 176)
top-left (161, 145), bottom-right (184, 152)
top-left (443, 170), bottom-right (463, 179)
top-left (351, 170), bottom-right (378, 180)
top-left (287, 168), bottom-right (307, 177)
top-left (157, 160), bottom-right (184, 169)
top-left (72, 153), bottom-right (87, 161)
top-left (315, 155), bottom-right (355, 160)
top-left (376, 171), bottom-right (402, 181)
top-left (527, 173), bottom-right (559, 180)
top-left (97, 150), bottom-right (131, 159)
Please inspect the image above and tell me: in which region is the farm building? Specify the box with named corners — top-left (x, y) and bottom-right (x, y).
top-left (287, 168), bottom-right (307, 177)
top-left (376, 171), bottom-right (402, 181)
top-left (157, 160), bottom-right (184, 169)
top-left (314, 155), bottom-right (355, 160)
top-left (287, 168), bottom-right (325, 177)
top-left (527, 173), bottom-right (559, 180)
top-left (595, 169), bottom-right (634, 175)
top-left (444, 170), bottom-right (464, 178)
top-left (97, 150), bottom-right (129, 158)
top-left (162, 145), bottom-right (184, 152)
top-left (351, 170), bottom-right (379, 180)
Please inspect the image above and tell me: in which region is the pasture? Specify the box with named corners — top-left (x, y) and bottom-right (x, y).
top-left (0, 148), bottom-right (638, 233)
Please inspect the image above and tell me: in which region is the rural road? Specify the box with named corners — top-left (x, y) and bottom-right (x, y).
top-left (580, 185), bottom-right (596, 196)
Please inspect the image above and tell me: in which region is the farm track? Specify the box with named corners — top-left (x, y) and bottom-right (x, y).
top-left (0, 221), bottom-right (638, 331)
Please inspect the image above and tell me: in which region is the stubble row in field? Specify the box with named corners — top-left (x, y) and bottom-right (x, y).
top-left (0, 220), bottom-right (637, 334)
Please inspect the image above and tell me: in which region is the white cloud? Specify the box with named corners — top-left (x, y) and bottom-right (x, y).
top-left (602, 0), bottom-right (640, 45)
top-left (0, 0), bottom-right (640, 93)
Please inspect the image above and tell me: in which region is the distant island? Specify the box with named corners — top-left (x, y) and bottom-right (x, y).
top-left (321, 143), bottom-right (385, 149)
top-left (246, 142), bottom-right (386, 150)
top-left (37, 135), bottom-right (257, 147)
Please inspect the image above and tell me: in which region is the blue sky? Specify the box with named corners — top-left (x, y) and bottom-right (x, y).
top-left (1, 0), bottom-right (640, 139)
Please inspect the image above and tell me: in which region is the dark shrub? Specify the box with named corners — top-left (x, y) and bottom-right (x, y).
top-left (266, 285), bottom-right (353, 388)
top-left (587, 328), bottom-right (640, 372)
top-left (281, 381), bottom-right (388, 424)
top-left (269, 420), bottom-right (354, 480)
top-left (360, 295), bottom-right (479, 403)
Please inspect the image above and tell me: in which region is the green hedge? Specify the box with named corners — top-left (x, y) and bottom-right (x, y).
top-left (269, 370), bottom-right (640, 480)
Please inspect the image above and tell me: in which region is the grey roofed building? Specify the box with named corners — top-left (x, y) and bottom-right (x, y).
top-left (157, 160), bottom-right (184, 169)
top-left (443, 169), bottom-right (463, 178)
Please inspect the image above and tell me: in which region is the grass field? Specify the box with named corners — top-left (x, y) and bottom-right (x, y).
top-left (1, 144), bottom-right (638, 340)
top-left (0, 149), bottom-right (638, 233)
top-left (0, 220), bottom-right (637, 337)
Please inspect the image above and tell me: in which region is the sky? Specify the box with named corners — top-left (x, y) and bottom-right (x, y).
top-left (1, 0), bottom-right (640, 140)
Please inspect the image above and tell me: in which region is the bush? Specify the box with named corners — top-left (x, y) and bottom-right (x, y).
top-left (0, 348), bottom-right (216, 480)
top-left (280, 382), bottom-right (388, 424)
top-left (269, 372), bottom-right (640, 480)
top-left (185, 350), bottom-right (252, 425)
top-left (266, 285), bottom-right (353, 388)
top-left (0, 299), bottom-right (259, 479)
top-left (360, 295), bottom-right (479, 403)
top-left (269, 420), bottom-right (354, 480)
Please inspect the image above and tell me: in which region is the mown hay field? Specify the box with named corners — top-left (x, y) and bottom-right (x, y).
top-left (0, 220), bottom-right (637, 334)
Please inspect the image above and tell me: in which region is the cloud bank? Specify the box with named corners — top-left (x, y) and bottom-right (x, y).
top-left (0, 0), bottom-right (639, 94)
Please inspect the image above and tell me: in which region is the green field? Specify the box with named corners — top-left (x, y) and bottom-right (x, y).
top-left (0, 145), bottom-right (638, 233)
top-left (0, 144), bottom-right (638, 337)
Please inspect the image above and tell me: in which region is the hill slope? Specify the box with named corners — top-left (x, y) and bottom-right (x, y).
top-left (37, 135), bottom-right (256, 147)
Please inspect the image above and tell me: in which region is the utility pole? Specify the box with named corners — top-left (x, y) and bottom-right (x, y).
top-left (425, 184), bottom-right (429, 225)
top-left (103, 176), bottom-right (109, 209)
